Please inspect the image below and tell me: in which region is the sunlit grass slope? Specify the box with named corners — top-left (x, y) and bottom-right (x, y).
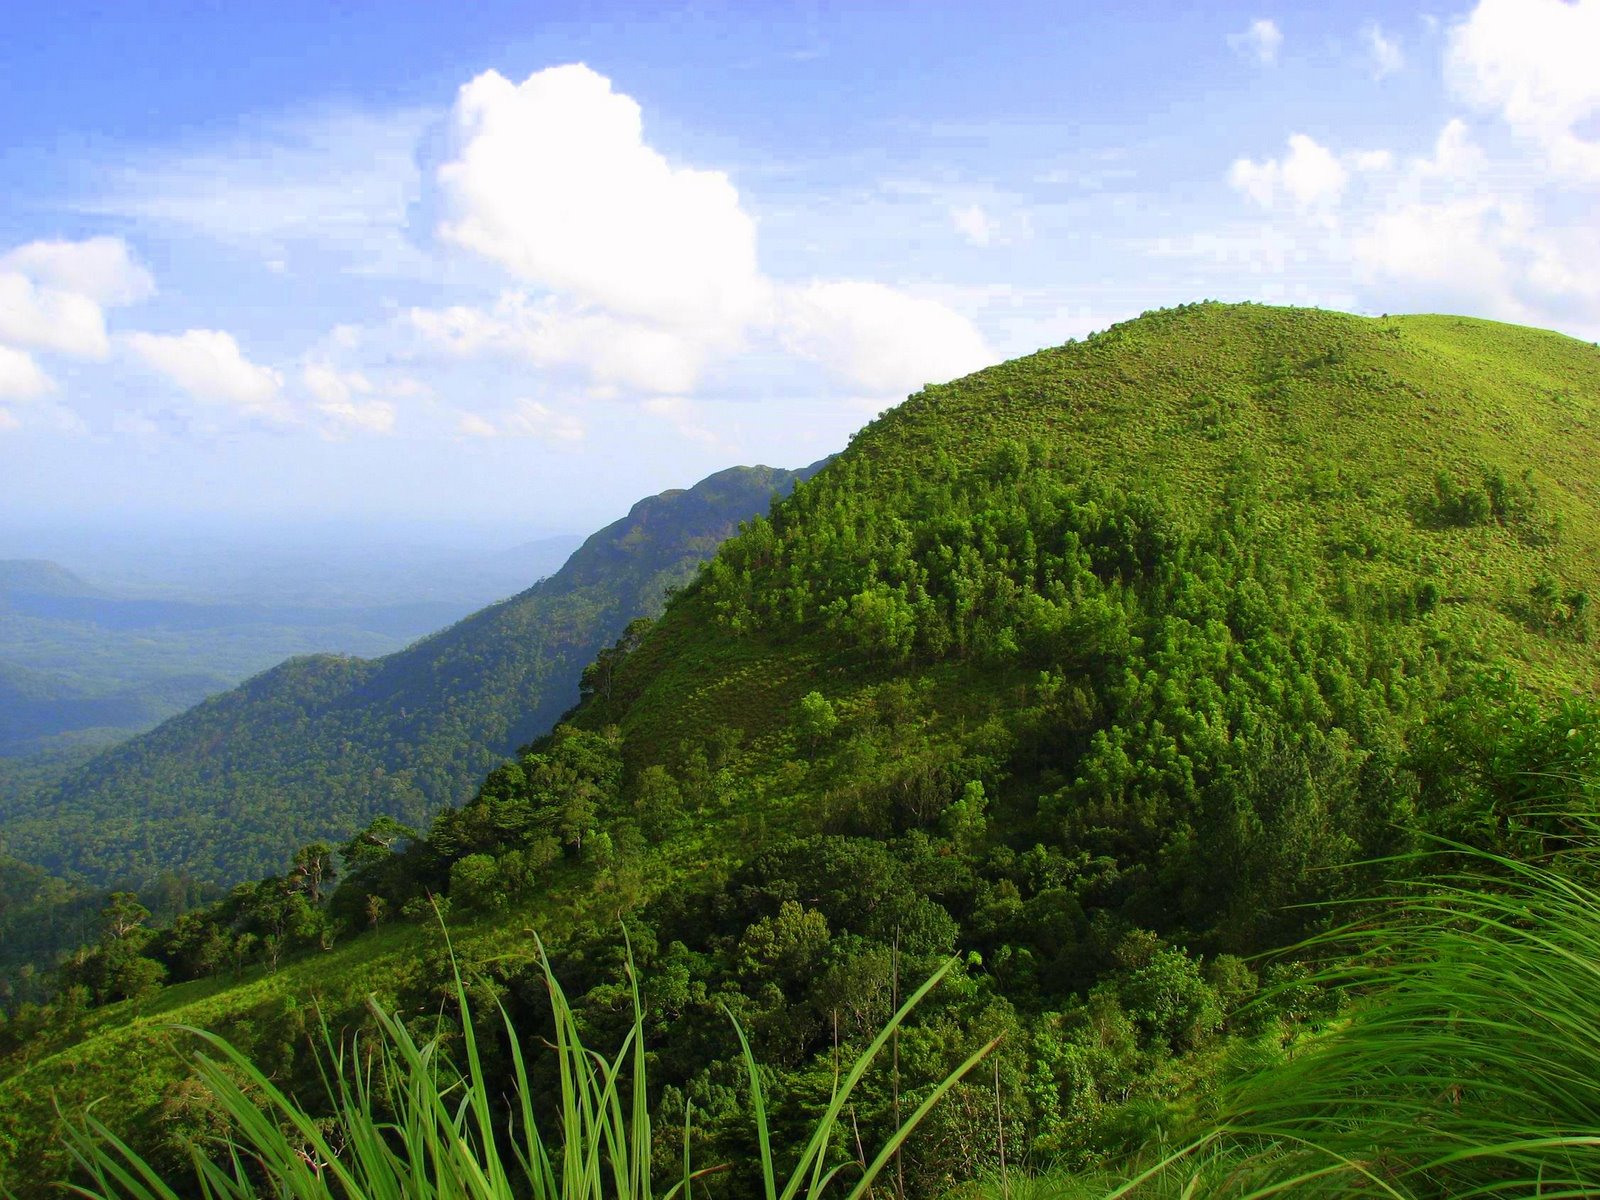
top-left (603, 303), bottom-right (1600, 772)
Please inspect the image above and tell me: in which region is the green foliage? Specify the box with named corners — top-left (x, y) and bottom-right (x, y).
top-left (796, 692), bottom-right (839, 746)
top-left (1115, 943), bottom-right (1222, 1053)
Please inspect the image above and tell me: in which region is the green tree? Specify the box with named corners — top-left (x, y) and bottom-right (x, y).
top-left (797, 691), bottom-right (839, 746)
top-left (291, 842), bottom-right (337, 904)
top-left (449, 853), bottom-right (507, 912)
top-left (941, 780), bottom-right (989, 854)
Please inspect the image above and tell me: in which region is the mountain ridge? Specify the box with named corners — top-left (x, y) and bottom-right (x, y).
top-left (0, 462), bottom-right (822, 887)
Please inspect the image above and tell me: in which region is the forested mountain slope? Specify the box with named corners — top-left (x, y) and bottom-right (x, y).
top-left (4, 303), bottom-right (1599, 1197)
top-left (0, 464), bottom-right (818, 887)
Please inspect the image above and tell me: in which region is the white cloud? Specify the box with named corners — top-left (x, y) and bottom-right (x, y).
top-left (415, 63), bottom-right (1001, 404)
top-left (302, 362), bottom-right (395, 434)
top-left (302, 362), bottom-right (373, 406)
top-left (1345, 120), bottom-right (1573, 323)
top-left (457, 399), bottom-right (583, 441)
top-left (781, 281), bottom-right (993, 394)
top-left (951, 204), bottom-right (994, 247)
top-left (407, 292), bottom-right (713, 394)
top-left (1351, 199), bottom-right (1528, 320)
top-left (0, 237), bottom-right (154, 306)
top-left (1364, 23), bottom-right (1404, 78)
top-left (1229, 134), bottom-right (1349, 210)
top-left (1229, 18), bottom-right (1283, 65)
top-left (0, 345), bottom-right (54, 399)
top-left (0, 236), bottom-right (153, 361)
top-left (1415, 119), bottom-right (1487, 182)
top-left (1447, 0), bottom-right (1600, 178)
top-left (318, 397), bottom-right (396, 435)
top-left (1209, 109), bottom-right (1600, 340)
top-left (0, 272), bottom-right (110, 358)
top-left (422, 63), bottom-right (818, 396)
top-left (124, 329), bottom-right (287, 417)
top-left (434, 64), bottom-right (768, 334)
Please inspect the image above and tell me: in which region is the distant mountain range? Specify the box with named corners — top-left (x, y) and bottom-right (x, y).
top-left (0, 537), bottom-right (584, 758)
top-left (0, 463), bottom-right (821, 886)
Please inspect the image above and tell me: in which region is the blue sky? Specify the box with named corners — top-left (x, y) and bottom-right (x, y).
top-left (1, 0), bottom-right (1596, 537)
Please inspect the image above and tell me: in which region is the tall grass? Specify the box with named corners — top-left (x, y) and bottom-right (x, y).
top-left (58, 936), bottom-right (996, 1199)
top-left (1073, 813), bottom-right (1600, 1199)
top-left (1209, 820), bottom-right (1600, 1197)
top-left (953, 812), bottom-right (1600, 1200)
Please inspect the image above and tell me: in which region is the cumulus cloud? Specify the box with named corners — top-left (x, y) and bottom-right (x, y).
top-left (124, 329), bottom-right (288, 418)
top-left (1210, 105), bottom-right (1600, 339)
top-left (435, 64), bottom-right (767, 333)
top-left (1345, 121), bottom-right (1564, 323)
top-left (1229, 134), bottom-right (1350, 210)
top-left (457, 398), bottom-right (583, 441)
top-left (1415, 119), bottom-right (1488, 181)
top-left (1229, 18), bottom-right (1283, 65)
top-left (1352, 198), bottom-right (1529, 317)
top-left (781, 281), bottom-right (994, 394)
top-left (1364, 23), bottom-right (1404, 78)
top-left (0, 345), bottom-right (53, 400)
top-left (1, 237), bottom-right (155, 306)
top-left (302, 362), bottom-right (373, 406)
top-left (0, 236), bottom-right (153, 362)
top-left (0, 273), bottom-right (110, 358)
top-left (1447, 0), bottom-right (1600, 179)
top-left (424, 63), bottom-right (993, 403)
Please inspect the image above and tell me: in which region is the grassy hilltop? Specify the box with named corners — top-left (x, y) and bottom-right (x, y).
top-left (4, 302), bottom-right (1599, 1197)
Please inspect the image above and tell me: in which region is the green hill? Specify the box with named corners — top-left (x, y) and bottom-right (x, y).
top-left (0, 464), bottom-right (820, 888)
top-left (4, 303), bottom-right (1599, 1196)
